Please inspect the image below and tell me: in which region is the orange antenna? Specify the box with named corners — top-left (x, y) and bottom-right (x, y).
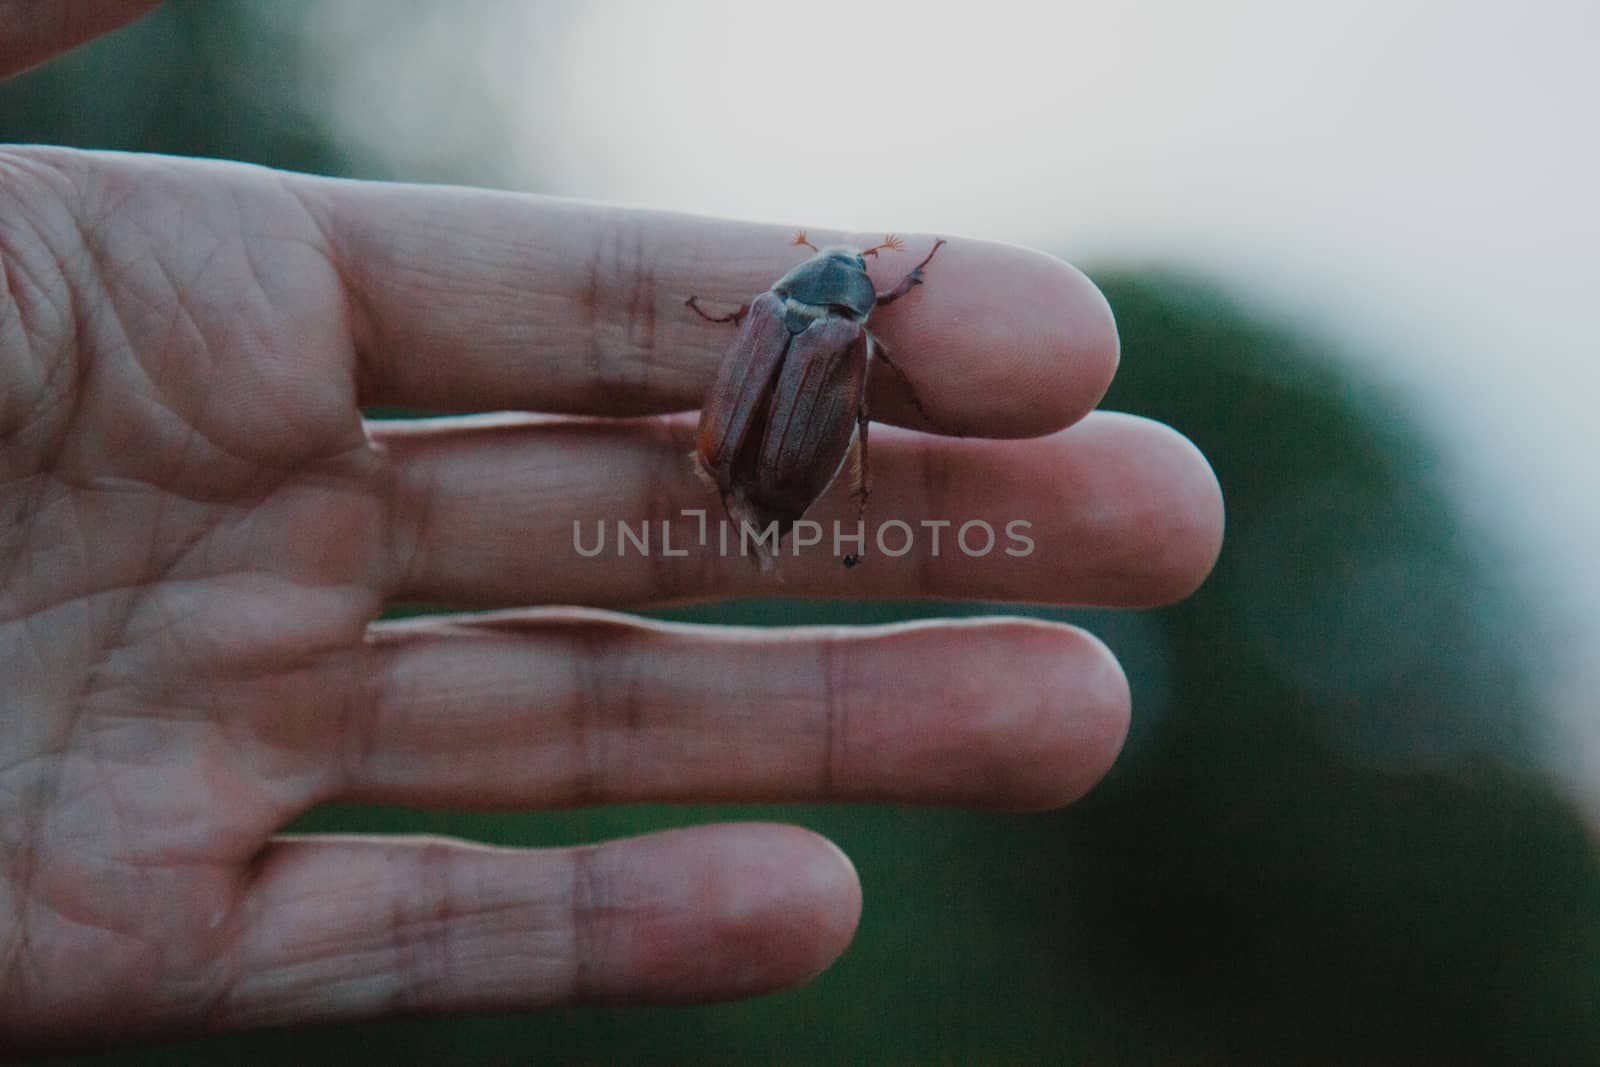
top-left (791, 230), bottom-right (820, 251)
top-left (860, 233), bottom-right (905, 258)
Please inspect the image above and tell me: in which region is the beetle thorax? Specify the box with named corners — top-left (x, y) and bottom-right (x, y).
top-left (771, 248), bottom-right (877, 327)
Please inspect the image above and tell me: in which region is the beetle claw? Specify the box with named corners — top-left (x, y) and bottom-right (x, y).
top-left (686, 295), bottom-right (749, 326)
top-left (860, 233), bottom-right (905, 259)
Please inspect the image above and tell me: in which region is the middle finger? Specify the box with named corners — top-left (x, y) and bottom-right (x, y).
top-left (372, 411), bottom-right (1223, 608)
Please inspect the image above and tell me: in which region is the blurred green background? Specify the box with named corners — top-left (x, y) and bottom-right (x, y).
top-left (6, 2), bottom-right (1597, 1063)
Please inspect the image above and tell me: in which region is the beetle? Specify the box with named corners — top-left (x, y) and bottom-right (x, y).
top-left (686, 231), bottom-right (946, 569)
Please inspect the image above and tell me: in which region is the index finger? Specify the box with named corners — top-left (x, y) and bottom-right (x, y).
top-left (301, 177), bottom-right (1119, 438)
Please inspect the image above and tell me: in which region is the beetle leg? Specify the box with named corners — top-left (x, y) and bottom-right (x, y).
top-left (848, 353), bottom-right (874, 521)
top-left (874, 238), bottom-right (948, 307)
top-left (685, 295), bottom-right (750, 326)
top-left (871, 332), bottom-right (960, 437)
top-left (860, 233), bottom-right (905, 258)
top-left (851, 415), bottom-right (872, 515)
top-left (842, 413), bottom-right (871, 568)
top-left (843, 413), bottom-right (869, 571)
top-left (842, 338), bottom-right (877, 569)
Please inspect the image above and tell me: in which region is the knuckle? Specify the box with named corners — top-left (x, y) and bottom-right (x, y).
top-left (563, 845), bottom-right (605, 1001)
top-left (584, 210), bottom-right (663, 407)
top-left (563, 619), bottom-right (649, 805)
top-left (382, 840), bottom-right (461, 1013)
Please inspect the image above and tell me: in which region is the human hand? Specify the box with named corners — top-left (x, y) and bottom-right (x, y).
top-left (0, 10), bottom-right (1221, 1055)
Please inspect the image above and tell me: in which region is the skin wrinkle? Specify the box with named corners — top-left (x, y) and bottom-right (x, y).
top-left (617, 623), bottom-right (648, 748)
top-left (0, 167), bottom-right (91, 583)
top-left (50, 760), bottom-right (159, 958)
top-left (339, 626), bottom-right (398, 802)
top-left (270, 176), bottom-right (363, 406)
top-left (222, 183), bottom-right (280, 322)
top-left (75, 471), bottom-right (213, 734)
top-left (95, 191), bottom-right (350, 476)
top-left (817, 634), bottom-right (844, 798)
top-left (915, 433), bottom-right (949, 592)
top-left (216, 267), bottom-right (353, 463)
top-left (77, 719), bottom-right (290, 854)
top-left (220, 855), bottom-right (333, 1027)
top-left (51, 198), bottom-right (273, 702)
top-left (382, 434), bottom-right (442, 603)
top-left (528, 620), bottom-right (640, 806)
top-left (300, 190), bottom-right (384, 405)
top-left (363, 435), bottom-right (410, 605)
top-left (569, 625), bottom-right (610, 808)
top-left (564, 844), bottom-right (605, 1004)
top-left (0, 619), bottom-right (50, 741)
top-left (133, 215), bottom-right (223, 393)
top-left (0, 469), bottom-right (64, 611)
top-left (1, 477), bottom-right (380, 634)
top-left (0, 152), bottom-right (397, 1041)
top-left (387, 839), bottom-right (450, 1016)
top-left (568, 623), bottom-right (650, 808)
top-left (6, 796), bottom-right (224, 1026)
top-left (624, 211), bottom-right (659, 380)
top-left (5, 474), bottom-right (134, 1027)
top-left (194, 898), bottom-right (248, 1037)
top-left (587, 207), bottom-right (661, 409)
top-left (0, 233), bottom-right (30, 389)
top-left (0, 790), bottom-right (29, 1021)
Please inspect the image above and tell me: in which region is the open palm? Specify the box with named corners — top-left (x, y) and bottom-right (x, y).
top-left (0, 141), bottom-right (1220, 1051)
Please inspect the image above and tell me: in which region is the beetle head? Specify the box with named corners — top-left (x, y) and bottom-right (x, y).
top-left (772, 247), bottom-right (878, 321)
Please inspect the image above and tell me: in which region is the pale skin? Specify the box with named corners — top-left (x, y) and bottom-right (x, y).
top-left (0, 4), bottom-right (1224, 1054)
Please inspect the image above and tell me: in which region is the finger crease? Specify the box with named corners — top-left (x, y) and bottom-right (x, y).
top-left (916, 436), bottom-right (951, 593)
top-left (817, 635), bottom-right (849, 797)
top-left (565, 846), bottom-right (600, 1002)
top-left (567, 629), bottom-right (625, 806)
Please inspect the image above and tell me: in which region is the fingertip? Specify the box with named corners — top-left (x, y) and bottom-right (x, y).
top-left (1002, 250), bottom-right (1121, 436)
top-left (698, 823), bottom-right (861, 996)
top-left (1020, 412), bottom-right (1223, 608)
top-left (862, 237), bottom-right (1120, 439)
top-left (786, 831), bottom-right (864, 984)
top-left (1125, 419), bottom-right (1226, 605)
top-left (954, 243), bottom-right (1122, 439)
top-left (1048, 625), bottom-right (1132, 805)
top-left (968, 620), bottom-right (1131, 810)
top-left (611, 823), bottom-right (861, 1003)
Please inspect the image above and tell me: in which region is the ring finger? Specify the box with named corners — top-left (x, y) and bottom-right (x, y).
top-left (324, 611), bottom-right (1129, 812)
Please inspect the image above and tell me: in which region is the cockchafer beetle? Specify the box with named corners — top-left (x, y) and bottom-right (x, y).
top-left (687, 232), bottom-right (946, 570)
